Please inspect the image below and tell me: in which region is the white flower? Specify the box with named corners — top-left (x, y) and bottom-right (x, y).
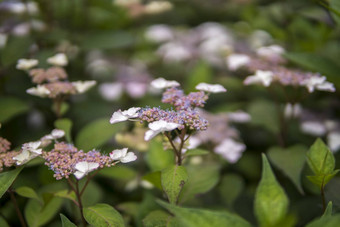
top-left (214, 138), bottom-right (246, 163)
top-left (244, 70), bottom-right (274, 87)
top-left (99, 83), bottom-right (123, 101)
top-left (73, 161), bottom-right (99, 179)
top-left (110, 148), bottom-right (137, 163)
top-left (195, 82), bottom-right (226, 93)
top-left (26, 85), bottom-right (51, 97)
top-left (144, 1), bottom-right (173, 14)
top-left (301, 76), bottom-right (335, 93)
top-left (226, 54), bottom-right (250, 71)
top-left (47, 53), bottom-right (68, 66)
top-left (13, 141), bottom-right (42, 165)
top-left (150, 77), bottom-right (180, 89)
top-left (145, 24), bottom-right (174, 43)
top-left (110, 107), bottom-right (141, 124)
top-left (144, 120), bottom-right (181, 141)
top-left (284, 103), bottom-right (302, 119)
top-left (300, 121), bottom-right (327, 136)
top-left (0, 33), bottom-right (8, 48)
top-left (227, 110), bottom-right (251, 123)
top-left (157, 42), bottom-right (192, 62)
top-left (16, 59), bottom-right (38, 70)
top-left (328, 132), bottom-right (340, 153)
top-left (72, 80), bottom-right (97, 93)
top-left (256, 45), bottom-right (285, 59)
top-left (114, 0), bottom-right (140, 7)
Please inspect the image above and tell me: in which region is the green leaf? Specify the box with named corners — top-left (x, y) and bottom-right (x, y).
top-left (83, 203), bottom-right (125, 227)
top-left (80, 31), bottom-right (134, 50)
top-left (184, 149), bottom-right (210, 157)
top-left (330, 0), bottom-right (340, 25)
top-left (306, 138), bottom-right (335, 175)
top-left (75, 118), bottom-right (123, 150)
top-left (54, 190), bottom-right (77, 203)
top-left (254, 154), bottom-right (289, 227)
top-left (60, 214), bottom-right (77, 227)
top-left (158, 200), bottom-right (252, 227)
top-left (247, 99), bottom-right (279, 134)
top-left (16, 186), bottom-right (40, 201)
top-left (143, 210), bottom-right (176, 227)
top-left (323, 202), bottom-right (333, 218)
top-left (0, 97), bottom-right (30, 123)
top-left (307, 170), bottom-right (339, 188)
top-left (306, 214), bottom-right (340, 227)
top-left (136, 193), bottom-right (159, 227)
top-left (0, 167), bottom-right (23, 198)
top-left (161, 165), bottom-right (188, 204)
top-left (284, 52), bottom-right (340, 85)
top-left (267, 145), bottom-right (307, 194)
top-left (98, 166), bottom-right (137, 181)
top-left (1, 37), bottom-right (32, 67)
top-left (179, 164), bottom-right (220, 203)
top-left (54, 118), bottom-right (73, 143)
top-left (145, 139), bottom-right (175, 172)
top-left (142, 171), bottom-right (162, 190)
top-left (25, 196), bottom-right (63, 227)
top-left (0, 217), bottom-right (9, 227)
top-left (218, 174), bottom-right (244, 208)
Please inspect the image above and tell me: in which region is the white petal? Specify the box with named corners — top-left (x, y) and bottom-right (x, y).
top-left (47, 53), bottom-right (68, 66)
top-left (26, 85), bottom-right (51, 97)
top-left (226, 54), bottom-right (250, 71)
top-left (74, 171), bottom-right (85, 179)
top-left (72, 80), bottom-right (97, 94)
top-left (13, 150), bottom-right (31, 165)
top-left (110, 111), bottom-right (128, 124)
top-left (144, 130), bottom-right (160, 141)
top-left (300, 121), bottom-right (326, 136)
top-left (195, 82), bottom-right (226, 93)
top-left (16, 59), bottom-right (38, 70)
top-left (110, 148), bottom-right (128, 160)
top-left (150, 77), bottom-right (180, 89)
top-left (123, 107), bottom-right (141, 117)
top-left (51, 129), bottom-right (65, 139)
top-left (120, 152), bottom-right (137, 163)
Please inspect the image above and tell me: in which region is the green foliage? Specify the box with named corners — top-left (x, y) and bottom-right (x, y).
top-left (98, 165), bottom-right (137, 181)
top-left (254, 154), bottom-right (289, 227)
top-left (143, 171), bottom-right (163, 190)
top-left (54, 118), bottom-right (73, 143)
top-left (60, 214), bottom-right (77, 227)
top-left (323, 202), bottom-right (333, 218)
top-left (83, 203), bottom-right (125, 227)
top-left (184, 149), bottom-right (210, 157)
top-left (330, 0), bottom-right (340, 24)
top-left (0, 97), bottom-right (29, 123)
top-left (0, 167), bottom-right (23, 198)
top-left (161, 165), bottom-right (188, 204)
top-left (179, 164), bottom-right (220, 203)
top-left (0, 217), bottom-right (9, 227)
top-left (306, 214), bottom-right (340, 227)
top-left (25, 197), bottom-right (63, 227)
top-left (145, 139), bottom-right (175, 172)
top-left (16, 186), bottom-right (41, 201)
top-left (158, 200), bottom-right (252, 227)
top-left (268, 145), bottom-right (307, 193)
top-left (143, 210), bottom-right (177, 227)
top-left (75, 118), bottom-right (123, 150)
top-left (306, 138), bottom-right (338, 188)
top-left (186, 61), bottom-right (212, 92)
top-left (1, 37), bottom-right (32, 67)
top-left (80, 31), bottom-right (134, 50)
top-left (218, 174), bottom-right (245, 209)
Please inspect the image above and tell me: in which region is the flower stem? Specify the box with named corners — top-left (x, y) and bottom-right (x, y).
top-left (67, 178), bottom-right (87, 227)
top-left (8, 187), bottom-right (27, 227)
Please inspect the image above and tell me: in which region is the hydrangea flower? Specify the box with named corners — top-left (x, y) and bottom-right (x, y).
top-left (214, 138), bottom-right (246, 163)
top-left (301, 76), bottom-right (335, 93)
top-left (110, 148), bottom-right (137, 163)
top-left (71, 80), bottom-right (97, 93)
top-left (13, 141), bottom-right (42, 165)
top-left (16, 58), bottom-right (38, 70)
top-left (26, 85), bottom-right (51, 97)
top-left (47, 53), bottom-right (68, 66)
top-left (150, 77), bottom-right (180, 89)
top-left (243, 70), bottom-right (274, 87)
top-left (73, 161), bottom-right (99, 179)
top-left (195, 82), bottom-right (227, 93)
top-left (144, 120), bottom-right (181, 141)
top-left (226, 54), bottom-right (250, 71)
top-left (110, 107), bottom-right (141, 124)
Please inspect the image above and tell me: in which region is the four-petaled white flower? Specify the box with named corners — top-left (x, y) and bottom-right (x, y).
top-left (226, 54), bottom-right (250, 71)
top-left (73, 161), bottom-right (99, 179)
top-left (150, 77), bottom-right (180, 89)
top-left (195, 82), bottom-right (226, 93)
top-left (301, 76), bottom-right (335, 93)
top-left (72, 80), bottom-right (97, 93)
top-left (26, 85), bottom-right (51, 97)
top-left (110, 148), bottom-right (137, 163)
top-left (13, 141), bottom-right (42, 165)
top-left (144, 120), bottom-right (181, 141)
top-left (44, 129), bottom-right (65, 140)
top-left (16, 58), bottom-right (38, 70)
top-left (47, 53), bottom-right (68, 66)
top-left (110, 107), bottom-right (141, 124)
top-left (214, 138), bottom-right (246, 163)
top-left (243, 70), bottom-right (274, 87)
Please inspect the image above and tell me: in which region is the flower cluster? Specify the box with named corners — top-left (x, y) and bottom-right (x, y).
top-left (42, 143), bottom-right (136, 180)
top-left (16, 54), bottom-right (96, 98)
top-left (0, 137), bottom-right (20, 172)
top-left (110, 78), bottom-right (226, 143)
